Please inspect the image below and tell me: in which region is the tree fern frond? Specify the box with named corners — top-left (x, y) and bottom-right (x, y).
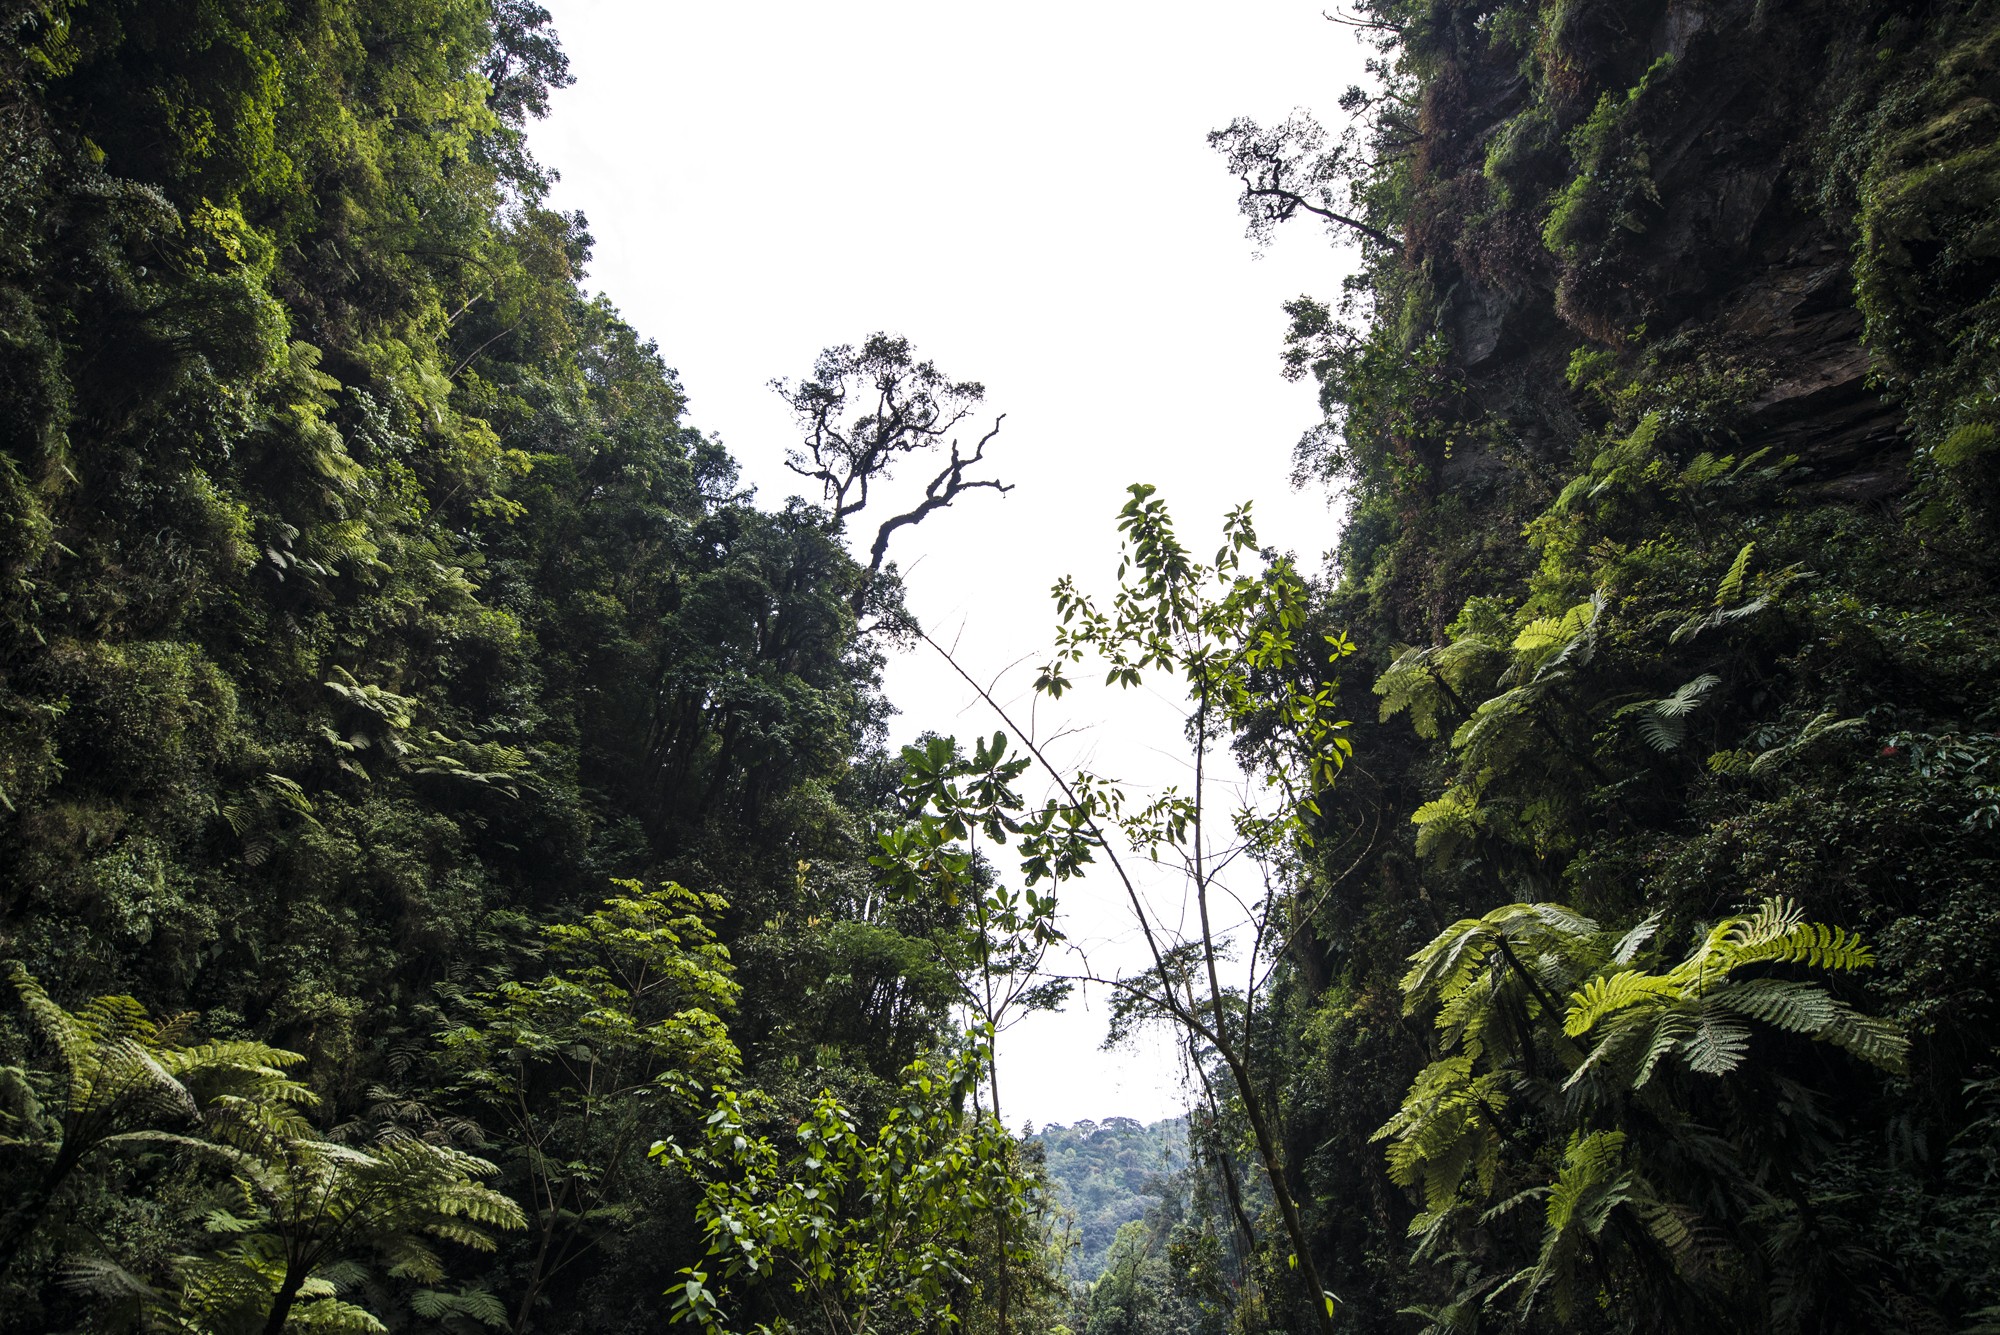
top-left (1734, 897), bottom-right (1805, 949)
top-left (1525, 903), bottom-right (1598, 937)
top-left (381, 1235), bottom-right (448, 1280)
top-left (1512, 617), bottom-right (1569, 656)
top-left (1561, 1008), bottom-right (1652, 1094)
top-left (1817, 1009), bottom-right (1910, 1073)
top-left (1450, 688), bottom-right (1529, 753)
top-left (1545, 1131), bottom-right (1630, 1234)
top-left (1564, 970), bottom-right (1678, 1037)
top-left (10, 966), bottom-right (93, 1097)
top-left (107, 1039), bottom-right (201, 1124)
top-left (1658, 674), bottom-right (1719, 718)
top-left (1734, 920), bottom-right (1876, 972)
top-left (1377, 645), bottom-right (1446, 739)
top-left (410, 1287), bottom-right (509, 1326)
top-left (57, 1254), bottom-right (161, 1301)
top-left (1412, 784), bottom-right (1485, 859)
top-left (1706, 979), bottom-right (1839, 1034)
top-left (1400, 916), bottom-right (1498, 1004)
top-left (1480, 1186), bottom-right (1552, 1224)
top-left (1633, 1010), bottom-right (1693, 1088)
top-left (1678, 1009), bottom-right (1752, 1075)
top-left (286, 1296), bottom-right (390, 1332)
top-left (1612, 914), bottom-right (1662, 964)
top-left (1748, 713), bottom-right (1864, 776)
top-left (1638, 709), bottom-right (1684, 752)
top-left (1717, 542), bottom-right (1756, 604)
top-left (1515, 1130), bottom-right (1639, 1322)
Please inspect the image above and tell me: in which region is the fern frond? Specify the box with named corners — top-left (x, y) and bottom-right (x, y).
top-left (1377, 646), bottom-right (1446, 739)
top-left (1525, 903), bottom-right (1599, 937)
top-left (1564, 970), bottom-right (1678, 1037)
top-left (1678, 1008), bottom-right (1752, 1075)
top-left (1451, 690), bottom-right (1529, 755)
top-left (1717, 542), bottom-right (1756, 604)
top-left (1733, 896), bottom-right (1805, 950)
top-left (1561, 1010), bottom-right (1654, 1094)
top-left (1400, 917), bottom-right (1498, 1004)
top-left (286, 1296), bottom-right (389, 1332)
top-left (1638, 709), bottom-right (1684, 753)
top-left (1736, 920), bottom-right (1876, 972)
top-left (411, 1287), bottom-right (510, 1326)
top-left (1516, 1130), bottom-right (1639, 1322)
top-left (1633, 1010), bottom-right (1693, 1088)
top-left (1612, 914), bottom-right (1661, 964)
top-left (1657, 674), bottom-right (1719, 717)
top-left (1817, 1009), bottom-right (1910, 1073)
top-left (1748, 713), bottom-right (1864, 776)
top-left (1545, 1131), bottom-right (1629, 1233)
top-left (1513, 619), bottom-right (1565, 657)
top-left (1411, 783), bottom-right (1485, 860)
top-left (1706, 979), bottom-right (1838, 1034)
top-left (1618, 675), bottom-right (1719, 752)
top-left (58, 1253), bottom-right (161, 1301)
top-left (10, 966), bottom-right (93, 1097)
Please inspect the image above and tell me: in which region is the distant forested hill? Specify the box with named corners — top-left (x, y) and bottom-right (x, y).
top-left (1035, 1115), bottom-right (1190, 1279)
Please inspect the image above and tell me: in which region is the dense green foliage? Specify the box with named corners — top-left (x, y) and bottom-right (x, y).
top-left (0, 3), bottom-right (1050, 1331)
top-left (1194, 0), bottom-right (2000, 1330)
top-left (6, 0), bottom-right (1999, 1331)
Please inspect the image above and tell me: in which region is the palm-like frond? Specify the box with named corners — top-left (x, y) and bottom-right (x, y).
top-left (1564, 969), bottom-right (1681, 1036)
top-left (1387, 895), bottom-right (1908, 1326)
top-left (1558, 899), bottom-right (1907, 1086)
top-left (1716, 541), bottom-right (1757, 605)
top-left (1515, 1130), bottom-right (1643, 1322)
top-left (1617, 674), bottom-right (1720, 752)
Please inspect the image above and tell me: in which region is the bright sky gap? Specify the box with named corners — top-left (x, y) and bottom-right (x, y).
top-left (536, 0), bottom-right (1370, 1127)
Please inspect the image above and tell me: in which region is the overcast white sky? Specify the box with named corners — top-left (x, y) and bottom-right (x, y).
top-left (534, 0), bottom-right (1369, 1129)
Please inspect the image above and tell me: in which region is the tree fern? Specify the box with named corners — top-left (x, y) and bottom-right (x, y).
top-left (1386, 897), bottom-right (1908, 1325)
top-left (1515, 1130), bottom-right (1643, 1323)
top-left (2, 967), bottom-right (312, 1252)
top-left (179, 1115), bottom-right (525, 1334)
top-left (1616, 673), bottom-right (1720, 752)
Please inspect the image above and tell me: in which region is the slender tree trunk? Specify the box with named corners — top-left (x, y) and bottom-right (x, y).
top-left (1189, 1048), bottom-right (1258, 1273)
top-left (262, 1266), bottom-right (308, 1335)
top-left (918, 629), bottom-right (1335, 1331)
top-left (975, 877), bottom-right (1013, 1335)
top-left (1189, 685), bottom-right (1337, 1335)
top-left (1230, 1061), bottom-right (1337, 1335)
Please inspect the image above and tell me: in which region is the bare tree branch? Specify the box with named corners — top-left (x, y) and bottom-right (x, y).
top-left (772, 333), bottom-right (1012, 616)
top-left (1211, 111), bottom-right (1399, 251)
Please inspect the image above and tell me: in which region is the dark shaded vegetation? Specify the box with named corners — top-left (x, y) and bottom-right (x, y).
top-left (1198, 0), bottom-right (2000, 1330)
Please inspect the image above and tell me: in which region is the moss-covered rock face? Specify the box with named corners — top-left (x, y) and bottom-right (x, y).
top-left (1262, 0), bottom-right (2000, 1328)
top-left (1857, 23), bottom-right (2000, 454)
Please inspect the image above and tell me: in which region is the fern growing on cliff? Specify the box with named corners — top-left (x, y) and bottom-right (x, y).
top-left (1378, 898), bottom-right (1905, 1324)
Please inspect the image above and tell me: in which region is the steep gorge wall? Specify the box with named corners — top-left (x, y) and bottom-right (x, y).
top-left (1272, 1), bottom-right (2000, 1328)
